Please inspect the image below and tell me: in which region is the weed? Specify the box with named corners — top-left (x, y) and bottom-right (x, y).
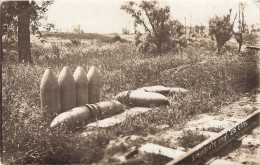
top-left (204, 126), bottom-right (224, 133)
top-left (180, 129), bottom-right (208, 149)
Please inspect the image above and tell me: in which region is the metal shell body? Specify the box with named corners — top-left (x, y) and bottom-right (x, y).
top-left (129, 91), bottom-right (169, 107)
top-left (74, 66), bottom-right (88, 106)
top-left (96, 100), bottom-right (124, 119)
top-left (50, 100), bottom-right (124, 128)
top-left (87, 66), bottom-right (101, 104)
top-left (139, 85), bottom-right (170, 95)
top-left (40, 68), bottom-right (61, 116)
top-left (50, 106), bottom-right (92, 128)
top-left (58, 66), bottom-right (76, 112)
top-left (114, 91), bottom-right (130, 105)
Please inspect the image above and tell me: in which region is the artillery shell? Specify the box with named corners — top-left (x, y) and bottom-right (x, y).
top-left (58, 66), bottom-right (76, 112)
top-left (87, 66), bottom-right (101, 104)
top-left (96, 100), bottom-right (124, 119)
top-left (40, 68), bottom-right (61, 116)
top-left (115, 90), bottom-right (169, 107)
top-left (139, 86), bottom-right (188, 96)
top-left (74, 66), bottom-right (88, 106)
top-left (130, 91), bottom-right (169, 107)
top-left (50, 106), bottom-right (92, 128)
top-left (114, 91), bottom-right (131, 105)
top-left (50, 100), bottom-right (124, 128)
top-left (138, 85), bottom-right (170, 95)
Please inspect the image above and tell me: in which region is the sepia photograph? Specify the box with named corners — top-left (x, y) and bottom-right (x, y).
top-left (1, 0), bottom-right (260, 164)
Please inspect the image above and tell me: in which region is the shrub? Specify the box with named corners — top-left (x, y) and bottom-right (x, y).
top-left (122, 28), bottom-right (130, 35)
top-left (113, 35), bottom-right (121, 42)
top-left (121, 1), bottom-right (184, 53)
top-left (70, 38), bottom-right (81, 46)
top-left (209, 9), bottom-right (237, 53)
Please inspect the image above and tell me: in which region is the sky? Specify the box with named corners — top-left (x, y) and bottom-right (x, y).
top-left (44, 0), bottom-right (260, 33)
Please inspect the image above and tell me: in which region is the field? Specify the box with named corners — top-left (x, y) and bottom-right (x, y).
top-left (2, 32), bottom-right (259, 164)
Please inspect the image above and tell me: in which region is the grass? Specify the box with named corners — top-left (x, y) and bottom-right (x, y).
top-left (180, 129), bottom-right (208, 149)
top-left (41, 31), bottom-right (128, 43)
top-left (204, 127), bottom-right (224, 133)
top-left (2, 32), bottom-right (259, 164)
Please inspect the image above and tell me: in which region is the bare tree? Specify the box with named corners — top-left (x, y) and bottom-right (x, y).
top-left (234, 2), bottom-right (246, 53)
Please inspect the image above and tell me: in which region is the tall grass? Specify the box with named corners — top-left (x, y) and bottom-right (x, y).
top-left (2, 35), bottom-right (258, 164)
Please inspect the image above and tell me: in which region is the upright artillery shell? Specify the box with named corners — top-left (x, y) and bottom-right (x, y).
top-left (40, 68), bottom-right (61, 116)
top-left (74, 66), bottom-right (88, 106)
top-left (50, 100), bottom-right (124, 128)
top-left (87, 66), bottom-right (101, 104)
top-left (58, 66), bottom-right (76, 112)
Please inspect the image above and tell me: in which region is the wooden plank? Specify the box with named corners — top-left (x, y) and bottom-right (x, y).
top-left (166, 110), bottom-right (260, 165)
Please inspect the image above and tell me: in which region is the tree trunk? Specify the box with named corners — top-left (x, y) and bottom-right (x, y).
top-left (18, 1), bottom-right (32, 63)
top-left (238, 42), bottom-right (242, 53)
top-left (238, 33), bottom-right (243, 53)
top-left (1, 35), bottom-right (3, 62)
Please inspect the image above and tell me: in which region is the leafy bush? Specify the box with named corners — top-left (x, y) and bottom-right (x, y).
top-left (113, 35), bottom-right (121, 42)
top-left (121, 1), bottom-right (185, 53)
top-left (70, 39), bottom-right (81, 46)
top-left (209, 9), bottom-right (237, 53)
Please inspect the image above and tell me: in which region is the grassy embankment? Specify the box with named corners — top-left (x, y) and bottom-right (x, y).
top-left (2, 32), bottom-right (258, 164)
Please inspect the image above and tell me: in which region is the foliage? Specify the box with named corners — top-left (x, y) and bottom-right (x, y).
top-left (121, 1), bottom-right (184, 53)
top-left (122, 28), bottom-right (130, 35)
top-left (180, 129), bottom-right (207, 149)
top-left (113, 35), bottom-right (121, 42)
top-left (209, 9), bottom-right (237, 53)
top-left (70, 39), bottom-right (81, 46)
top-left (1, 0), bottom-right (54, 63)
top-left (1, 0), bottom-right (54, 36)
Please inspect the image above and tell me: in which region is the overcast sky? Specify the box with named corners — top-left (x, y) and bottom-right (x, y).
top-left (45, 0), bottom-right (260, 33)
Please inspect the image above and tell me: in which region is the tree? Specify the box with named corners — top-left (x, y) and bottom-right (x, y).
top-left (121, 1), bottom-right (184, 53)
top-left (234, 2), bottom-right (246, 53)
top-left (1, 0), bottom-right (53, 63)
top-left (251, 24), bottom-right (256, 34)
top-left (209, 9), bottom-right (237, 54)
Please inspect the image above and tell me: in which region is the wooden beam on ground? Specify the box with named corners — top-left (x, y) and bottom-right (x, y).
top-left (166, 110), bottom-right (260, 165)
